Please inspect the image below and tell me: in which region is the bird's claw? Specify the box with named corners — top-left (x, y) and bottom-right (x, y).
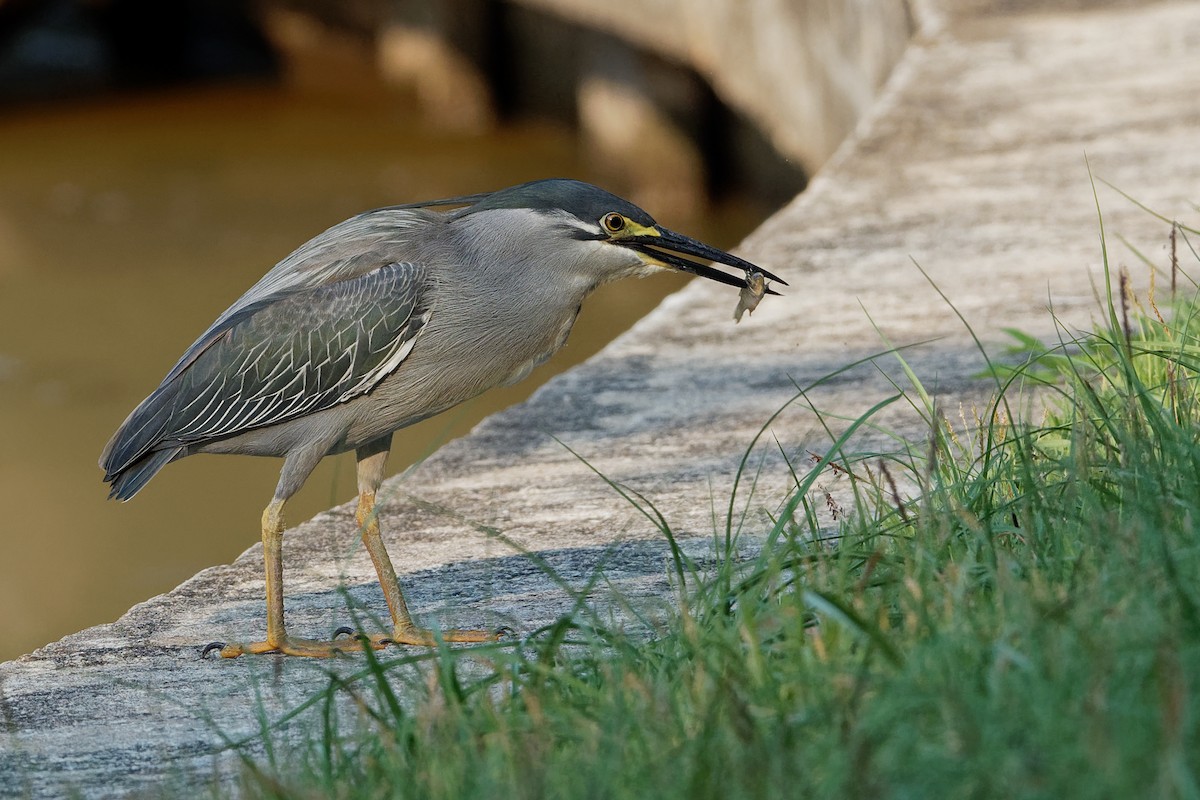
top-left (201, 641), bottom-right (226, 659)
top-left (332, 626), bottom-right (395, 647)
top-left (333, 626), bottom-right (391, 646)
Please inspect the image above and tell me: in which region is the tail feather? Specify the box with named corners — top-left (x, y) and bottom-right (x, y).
top-left (100, 382), bottom-right (183, 499)
top-left (105, 447), bottom-right (181, 500)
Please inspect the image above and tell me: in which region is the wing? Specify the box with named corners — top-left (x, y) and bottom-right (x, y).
top-left (174, 207), bottom-right (440, 382)
top-left (101, 261), bottom-right (430, 487)
top-left (186, 189), bottom-right (490, 343)
top-left (178, 196), bottom-right (485, 361)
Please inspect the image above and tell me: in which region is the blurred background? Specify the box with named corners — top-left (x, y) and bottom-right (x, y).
top-left (0, 0), bottom-right (823, 661)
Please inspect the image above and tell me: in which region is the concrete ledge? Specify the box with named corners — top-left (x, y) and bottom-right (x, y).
top-left (512, 0), bottom-right (913, 170)
top-left (3, 1), bottom-right (1199, 795)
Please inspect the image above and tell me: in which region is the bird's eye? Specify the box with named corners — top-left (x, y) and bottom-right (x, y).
top-left (602, 212), bottom-right (626, 233)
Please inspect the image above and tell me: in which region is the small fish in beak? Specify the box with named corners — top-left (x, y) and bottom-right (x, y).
top-left (734, 271), bottom-right (767, 323)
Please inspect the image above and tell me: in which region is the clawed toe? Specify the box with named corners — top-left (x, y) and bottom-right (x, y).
top-left (333, 627), bottom-right (393, 647)
top-left (201, 641), bottom-right (226, 659)
top-left (204, 623), bottom-right (510, 659)
top-left (199, 636), bottom-right (371, 659)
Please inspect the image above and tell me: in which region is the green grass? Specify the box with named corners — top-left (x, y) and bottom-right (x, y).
top-left (231, 217), bottom-right (1200, 800)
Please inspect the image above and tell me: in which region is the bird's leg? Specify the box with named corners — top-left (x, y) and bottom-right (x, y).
top-left (350, 440), bottom-right (501, 647)
top-left (261, 498), bottom-right (287, 647)
top-left (206, 497), bottom-right (382, 659)
top-left (203, 439), bottom-right (501, 660)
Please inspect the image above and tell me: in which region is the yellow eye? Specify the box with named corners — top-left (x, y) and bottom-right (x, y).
top-left (602, 212), bottom-right (626, 233)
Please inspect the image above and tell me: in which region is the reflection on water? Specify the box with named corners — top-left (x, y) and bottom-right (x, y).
top-left (0, 84), bottom-right (763, 662)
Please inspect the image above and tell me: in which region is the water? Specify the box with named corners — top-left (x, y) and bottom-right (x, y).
top-left (0, 83), bottom-right (763, 662)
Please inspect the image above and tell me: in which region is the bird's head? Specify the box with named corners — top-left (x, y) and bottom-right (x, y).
top-left (448, 179), bottom-right (785, 294)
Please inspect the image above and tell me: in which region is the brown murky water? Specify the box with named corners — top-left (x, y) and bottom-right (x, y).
top-left (0, 84), bottom-right (764, 661)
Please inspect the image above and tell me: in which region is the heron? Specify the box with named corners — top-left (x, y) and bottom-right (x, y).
top-left (99, 178), bottom-right (783, 658)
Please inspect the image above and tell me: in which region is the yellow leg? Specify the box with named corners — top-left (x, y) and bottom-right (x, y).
top-left (353, 489), bottom-right (500, 647)
top-left (204, 499), bottom-right (386, 659)
top-left (202, 439), bottom-right (506, 660)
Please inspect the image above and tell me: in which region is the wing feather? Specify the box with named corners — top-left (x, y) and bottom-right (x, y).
top-left (101, 261), bottom-right (430, 480)
top-left (159, 208), bottom-right (436, 386)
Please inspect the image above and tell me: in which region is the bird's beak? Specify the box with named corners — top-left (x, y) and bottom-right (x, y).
top-left (620, 227), bottom-right (786, 293)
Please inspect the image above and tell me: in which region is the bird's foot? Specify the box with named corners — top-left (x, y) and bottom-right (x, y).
top-left (333, 624), bottom-right (513, 647)
top-left (200, 635), bottom-right (386, 659)
top-left (201, 626), bottom-right (513, 658)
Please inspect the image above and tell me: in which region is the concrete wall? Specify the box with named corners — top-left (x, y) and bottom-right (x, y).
top-left (264, 0), bottom-right (913, 211)
top-left (514, 0), bottom-right (913, 172)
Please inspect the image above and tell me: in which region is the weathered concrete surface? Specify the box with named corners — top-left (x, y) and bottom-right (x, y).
top-left (516, 0), bottom-right (913, 173)
top-left (267, 0), bottom-right (910, 173)
top-left (3, 0), bottom-right (1200, 796)
top-left (266, 0), bottom-right (904, 214)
